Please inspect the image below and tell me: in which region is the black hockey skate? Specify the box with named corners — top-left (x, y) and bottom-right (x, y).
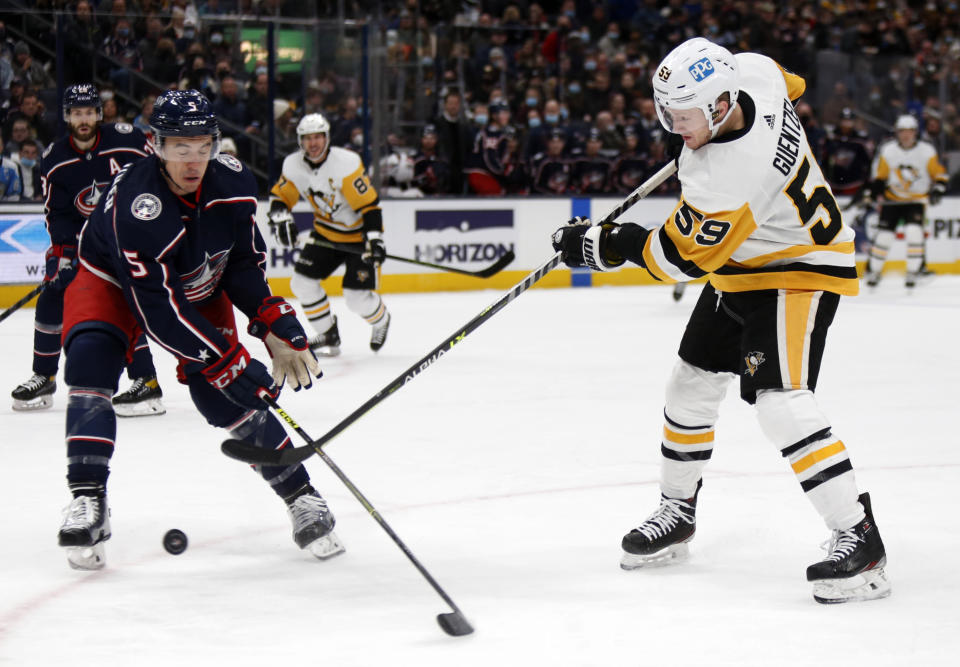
top-left (308, 317), bottom-right (341, 357)
top-left (286, 486), bottom-right (344, 560)
top-left (370, 312), bottom-right (391, 352)
top-left (11, 373), bottom-right (56, 411)
top-left (621, 480), bottom-right (701, 569)
top-left (58, 490), bottom-right (112, 570)
top-left (112, 375), bottom-right (166, 417)
top-left (806, 492), bottom-right (890, 604)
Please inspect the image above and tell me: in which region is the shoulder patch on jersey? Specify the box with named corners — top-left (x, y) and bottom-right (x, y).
top-left (115, 122), bottom-right (133, 134)
top-left (217, 153), bottom-right (243, 172)
top-left (131, 193), bottom-right (162, 220)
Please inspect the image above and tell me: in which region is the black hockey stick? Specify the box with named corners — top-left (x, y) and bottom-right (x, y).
top-left (310, 237), bottom-right (515, 278)
top-left (224, 398), bottom-right (474, 637)
top-left (221, 159), bottom-right (678, 469)
top-left (0, 281), bottom-right (47, 325)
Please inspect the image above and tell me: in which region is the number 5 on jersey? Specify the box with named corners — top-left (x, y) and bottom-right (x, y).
top-left (785, 157), bottom-right (843, 245)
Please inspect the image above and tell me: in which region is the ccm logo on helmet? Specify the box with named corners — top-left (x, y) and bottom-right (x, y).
top-left (688, 57), bottom-right (715, 81)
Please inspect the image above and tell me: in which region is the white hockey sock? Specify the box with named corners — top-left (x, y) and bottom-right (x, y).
top-left (904, 223), bottom-right (924, 274)
top-left (660, 360), bottom-right (731, 499)
top-left (755, 389), bottom-right (864, 530)
top-left (867, 229), bottom-right (895, 274)
top-left (291, 272), bottom-right (335, 335)
top-left (344, 288), bottom-right (388, 326)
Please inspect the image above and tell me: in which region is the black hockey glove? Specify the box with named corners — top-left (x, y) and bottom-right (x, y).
top-left (267, 202), bottom-right (298, 247)
top-left (362, 231), bottom-right (386, 266)
top-left (552, 216), bottom-right (625, 271)
top-left (929, 182), bottom-right (946, 206)
top-left (202, 342), bottom-right (279, 410)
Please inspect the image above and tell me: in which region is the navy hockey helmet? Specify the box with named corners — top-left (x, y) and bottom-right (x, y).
top-left (62, 83), bottom-right (102, 120)
top-left (149, 89), bottom-right (221, 160)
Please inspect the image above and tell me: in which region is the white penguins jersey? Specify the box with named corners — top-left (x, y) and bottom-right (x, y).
top-left (871, 138), bottom-right (947, 203)
top-left (637, 53), bottom-right (859, 296)
top-left (270, 146), bottom-right (380, 243)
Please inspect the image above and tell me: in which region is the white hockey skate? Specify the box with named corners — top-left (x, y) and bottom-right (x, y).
top-left (58, 494), bottom-right (112, 571)
top-left (11, 373), bottom-right (56, 411)
top-left (288, 489), bottom-right (345, 561)
top-left (112, 376), bottom-right (166, 417)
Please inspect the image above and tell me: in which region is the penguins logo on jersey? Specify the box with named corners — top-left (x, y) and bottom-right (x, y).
top-left (131, 193), bottom-right (162, 221)
top-left (307, 181), bottom-right (341, 216)
top-left (896, 164), bottom-right (920, 190)
top-left (744, 351), bottom-right (766, 376)
top-left (74, 180), bottom-right (111, 217)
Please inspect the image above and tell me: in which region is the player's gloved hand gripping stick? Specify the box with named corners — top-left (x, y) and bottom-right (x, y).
top-left (222, 159), bottom-right (678, 469)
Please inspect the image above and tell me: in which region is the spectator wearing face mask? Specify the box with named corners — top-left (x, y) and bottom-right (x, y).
top-left (14, 139), bottom-right (42, 201)
top-left (0, 134), bottom-right (22, 201)
top-left (102, 18), bottom-right (143, 93)
top-left (431, 89), bottom-right (472, 195)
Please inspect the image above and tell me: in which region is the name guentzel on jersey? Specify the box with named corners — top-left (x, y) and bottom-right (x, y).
top-left (773, 98), bottom-right (803, 176)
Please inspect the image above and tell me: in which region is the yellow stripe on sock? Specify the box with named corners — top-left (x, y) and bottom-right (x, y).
top-left (791, 440), bottom-right (846, 474)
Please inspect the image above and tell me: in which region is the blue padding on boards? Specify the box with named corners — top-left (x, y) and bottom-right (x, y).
top-left (570, 198), bottom-right (592, 287)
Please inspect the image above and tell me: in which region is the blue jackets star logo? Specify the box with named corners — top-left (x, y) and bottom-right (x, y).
top-left (182, 249), bottom-right (230, 302)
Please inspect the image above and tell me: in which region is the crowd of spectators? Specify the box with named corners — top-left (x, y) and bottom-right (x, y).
top-left (1, 0), bottom-right (960, 199)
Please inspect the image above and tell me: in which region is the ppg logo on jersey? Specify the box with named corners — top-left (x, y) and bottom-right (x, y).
top-left (688, 57), bottom-right (715, 81)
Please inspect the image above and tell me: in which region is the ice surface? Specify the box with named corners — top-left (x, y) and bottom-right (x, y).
top-left (1, 277), bottom-right (958, 665)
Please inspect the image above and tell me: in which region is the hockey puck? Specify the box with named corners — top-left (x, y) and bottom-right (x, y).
top-left (163, 529), bottom-right (188, 555)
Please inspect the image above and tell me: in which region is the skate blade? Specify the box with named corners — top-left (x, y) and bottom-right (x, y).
top-left (812, 567), bottom-right (891, 604)
top-left (66, 543), bottom-right (107, 570)
top-left (620, 543), bottom-right (689, 570)
top-left (12, 395), bottom-right (54, 411)
top-left (310, 345), bottom-right (341, 357)
top-left (113, 398), bottom-right (166, 418)
top-left (307, 531), bottom-right (345, 560)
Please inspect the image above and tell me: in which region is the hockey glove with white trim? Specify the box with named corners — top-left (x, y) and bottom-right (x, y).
top-left (929, 182), bottom-right (946, 206)
top-left (247, 296), bottom-right (321, 391)
top-left (267, 201), bottom-right (299, 247)
top-left (362, 230), bottom-right (386, 266)
top-left (202, 342), bottom-right (279, 410)
top-left (552, 217), bottom-right (625, 271)
top-left (45, 243), bottom-right (77, 286)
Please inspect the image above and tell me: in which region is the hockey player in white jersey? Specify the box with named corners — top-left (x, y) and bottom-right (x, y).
top-left (864, 114), bottom-right (948, 288)
top-left (552, 38), bottom-right (889, 604)
top-left (267, 113), bottom-right (391, 355)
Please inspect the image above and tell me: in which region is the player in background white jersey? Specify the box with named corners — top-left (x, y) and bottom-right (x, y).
top-left (267, 113), bottom-right (391, 355)
top-left (551, 38), bottom-right (889, 604)
top-left (864, 114), bottom-right (948, 288)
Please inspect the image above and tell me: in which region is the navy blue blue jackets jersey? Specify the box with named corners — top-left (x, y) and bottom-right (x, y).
top-left (78, 152), bottom-right (269, 367)
top-left (40, 122), bottom-right (152, 245)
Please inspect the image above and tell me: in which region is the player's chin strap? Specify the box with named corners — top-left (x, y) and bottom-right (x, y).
top-left (158, 159), bottom-right (189, 195)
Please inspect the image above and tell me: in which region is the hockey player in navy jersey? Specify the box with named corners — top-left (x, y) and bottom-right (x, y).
top-left (56, 90), bottom-right (340, 570)
top-left (11, 84), bottom-right (165, 417)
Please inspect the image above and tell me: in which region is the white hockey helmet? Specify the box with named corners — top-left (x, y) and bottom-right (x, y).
top-left (894, 114), bottom-right (918, 131)
top-left (297, 113), bottom-right (331, 158)
top-left (651, 37), bottom-right (739, 137)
